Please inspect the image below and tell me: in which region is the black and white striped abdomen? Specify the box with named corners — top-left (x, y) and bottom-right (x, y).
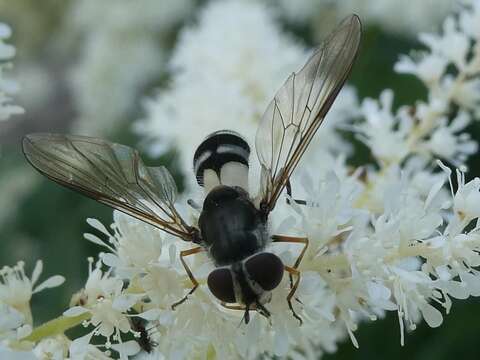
top-left (193, 130), bottom-right (250, 191)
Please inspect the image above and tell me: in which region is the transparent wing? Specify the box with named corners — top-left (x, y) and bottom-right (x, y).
top-left (255, 14), bottom-right (361, 213)
top-left (23, 133), bottom-right (194, 241)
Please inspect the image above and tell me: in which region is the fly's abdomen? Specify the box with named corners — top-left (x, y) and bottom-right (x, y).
top-left (193, 130), bottom-right (250, 192)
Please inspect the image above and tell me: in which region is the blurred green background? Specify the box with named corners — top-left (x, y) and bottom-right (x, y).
top-left (0, 1), bottom-right (479, 359)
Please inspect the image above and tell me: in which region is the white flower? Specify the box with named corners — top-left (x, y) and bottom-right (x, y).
top-left (425, 111), bottom-right (477, 165)
top-left (69, 334), bottom-right (116, 360)
top-left (361, 26), bottom-right (479, 168)
top-left (294, 170), bottom-right (364, 252)
top-left (0, 261), bottom-right (64, 326)
top-left (84, 211), bottom-right (164, 278)
top-left (0, 303), bottom-right (25, 342)
top-left (137, 0), bottom-right (359, 196)
top-left (33, 335), bottom-right (69, 360)
top-left (66, 0), bottom-right (194, 135)
top-left (0, 22), bottom-right (23, 121)
top-left (420, 17), bottom-right (470, 69)
top-left (451, 170), bottom-right (480, 223)
top-left (451, 78), bottom-right (480, 110)
top-left (354, 90), bottom-right (411, 165)
top-left (279, 0), bottom-right (453, 36)
top-left (84, 207), bottom-right (348, 359)
top-left (395, 53), bottom-right (448, 85)
top-left (394, 2), bottom-right (480, 114)
top-left (64, 258), bottom-right (141, 359)
top-left (137, 0), bottom-right (306, 182)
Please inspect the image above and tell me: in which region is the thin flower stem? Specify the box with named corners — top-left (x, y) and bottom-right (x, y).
top-left (385, 243), bottom-right (433, 262)
top-left (311, 243), bottom-right (434, 275)
top-left (22, 313), bottom-right (91, 343)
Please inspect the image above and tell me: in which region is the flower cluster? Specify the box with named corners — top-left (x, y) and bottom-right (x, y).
top-left (136, 0), bottom-right (358, 192)
top-left (66, 0), bottom-right (195, 135)
top-left (3, 0), bottom-right (480, 359)
top-left (0, 22), bottom-right (23, 122)
top-left (129, 0), bottom-right (479, 357)
top-left (0, 261), bottom-right (64, 351)
top-left (136, 0), bottom-right (307, 171)
top-left (275, 0), bottom-right (453, 36)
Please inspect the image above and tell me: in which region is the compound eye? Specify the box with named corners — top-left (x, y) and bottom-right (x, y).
top-left (245, 252), bottom-right (284, 291)
top-left (207, 268), bottom-right (236, 303)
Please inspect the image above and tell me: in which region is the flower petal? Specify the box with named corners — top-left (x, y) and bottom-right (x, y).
top-left (63, 306), bottom-right (89, 317)
top-left (31, 260), bottom-right (43, 286)
top-left (33, 275), bottom-right (65, 293)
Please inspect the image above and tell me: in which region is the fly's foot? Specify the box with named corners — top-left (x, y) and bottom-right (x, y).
top-left (171, 284), bottom-right (198, 310)
top-left (288, 299), bottom-right (303, 326)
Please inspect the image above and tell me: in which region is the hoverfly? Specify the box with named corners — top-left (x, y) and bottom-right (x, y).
top-left (22, 15), bottom-right (361, 324)
top-left (130, 317), bottom-right (158, 354)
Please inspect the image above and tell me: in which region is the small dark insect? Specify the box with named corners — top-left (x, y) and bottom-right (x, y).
top-left (130, 318), bottom-right (157, 354)
top-left (22, 15), bottom-right (361, 325)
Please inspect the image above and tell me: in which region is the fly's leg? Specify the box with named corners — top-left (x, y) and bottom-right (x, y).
top-left (284, 266), bottom-right (303, 325)
top-left (272, 235), bottom-right (309, 286)
top-left (272, 235), bottom-right (309, 322)
top-left (271, 235), bottom-right (309, 269)
top-left (286, 179), bottom-right (307, 205)
top-left (219, 302), bottom-right (271, 324)
top-left (220, 302), bottom-right (246, 311)
top-left (171, 246), bottom-right (204, 310)
top-left (187, 198), bottom-right (201, 210)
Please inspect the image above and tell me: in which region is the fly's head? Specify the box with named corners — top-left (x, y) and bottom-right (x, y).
top-left (207, 252), bottom-right (284, 323)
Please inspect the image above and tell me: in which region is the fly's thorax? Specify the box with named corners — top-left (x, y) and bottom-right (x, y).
top-left (198, 185), bottom-right (269, 266)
